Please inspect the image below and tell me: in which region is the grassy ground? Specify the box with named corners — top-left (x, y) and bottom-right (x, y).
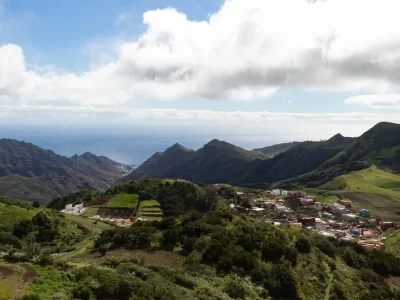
top-left (384, 229), bottom-right (400, 258)
top-left (0, 203), bottom-right (36, 228)
top-left (70, 249), bottom-right (185, 270)
top-left (0, 264), bottom-right (17, 300)
top-left (81, 207), bottom-right (99, 217)
top-left (138, 200), bottom-right (163, 220)
top-left (0, 263), bottom-right (37, 300)
top-left (64, 214), bottom-right (114, 234)
top-left (341, 192), bottom-right (400, 222)
top-left (107, 193), bottom-right (139, 208)
top-left (26, 264), bottom-right (76, 299)
top-left (321, 166), bottom-right (400, 200)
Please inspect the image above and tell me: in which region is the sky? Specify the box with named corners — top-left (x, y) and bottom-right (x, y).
top-left (1, 0), bottom-right (400, 143)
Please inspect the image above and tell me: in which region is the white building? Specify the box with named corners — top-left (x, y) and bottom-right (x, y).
top-left (271, 189), bottom-right (281, 196)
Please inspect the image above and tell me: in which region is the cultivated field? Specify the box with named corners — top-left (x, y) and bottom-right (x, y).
top-left (138, 200), bottom-right (163, 220)
top-left (341, 192), bottom-right (400, 222)
top-left (321, 166), bottom-right (400, 200)
top-left (85, 195), bottom-right (112, 207)
top-left (107, 193), bottom-right (139, 208)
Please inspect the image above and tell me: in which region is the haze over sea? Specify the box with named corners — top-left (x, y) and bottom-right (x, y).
top-left (0, 124), bottom-right (285, 165)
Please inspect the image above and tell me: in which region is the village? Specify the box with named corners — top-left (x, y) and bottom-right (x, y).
top-left (230, 188), bottom-right (397, 250)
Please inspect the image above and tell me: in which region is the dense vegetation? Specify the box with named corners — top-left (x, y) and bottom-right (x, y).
top-left (91, 204), bottom-right (400, 299)
top-left (281, 122), bottom-right (400, 189)
top-left (2, 179), bottom-right (400, 299)
top-left (128, 133), bottom-right (355, 187)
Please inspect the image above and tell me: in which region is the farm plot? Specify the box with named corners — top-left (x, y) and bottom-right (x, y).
top-left (107, 194), bottom-right (139, 208)
top-left (138, 200), bottom-right (163, 221)
top-left (341, 192), bottom-right (400, 222)
top-left (85, 195), bottom-right (112, 207)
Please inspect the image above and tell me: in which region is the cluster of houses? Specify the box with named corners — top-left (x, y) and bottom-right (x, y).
top-left (61, 203), bottom-right (136, 227)
top-left (231, 190), bottom-right (396, 250)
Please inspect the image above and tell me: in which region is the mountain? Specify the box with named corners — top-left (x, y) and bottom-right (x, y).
top-left (125, 139), bottom-right (269, 183)
top-left (126, 136), bottom-right (355, 185)
top-left (283, 122), bottom-right (400, 188)
top-left (0, 139), bottom-right (130, 203)
top-left (241, 134), bottom-right (355, 185)
top-left (252, 141), bottom-right (301, 157)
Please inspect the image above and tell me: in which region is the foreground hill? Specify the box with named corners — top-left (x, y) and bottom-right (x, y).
top-left (128, 135), bottom-right (355, 186)
top-left (3, 180), bottom-right (400, 299)
top-left (0, 139), bottom-right (130, 203)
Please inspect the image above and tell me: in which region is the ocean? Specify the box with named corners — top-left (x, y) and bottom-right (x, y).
top-left (0, 125), bottom-right (280, 165)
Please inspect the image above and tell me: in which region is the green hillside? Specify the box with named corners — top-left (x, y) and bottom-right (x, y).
top-left (321, 166), bottom-right (400, 200)
top-left (3, 180), bottom-right (400, 299)
top-left (286, 122), bottom-right (400, 189)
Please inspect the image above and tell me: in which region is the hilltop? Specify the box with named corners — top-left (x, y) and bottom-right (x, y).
top-left (0, 139), bottom-right (130, 203)
top-left (128, 134), bottom-right (355, 186)
top-left (285, 122), bottom-right (400, 189)
top-left (252, 141), bottom-right (301, 157)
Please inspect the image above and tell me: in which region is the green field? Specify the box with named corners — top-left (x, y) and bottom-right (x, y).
top-left (0, 203), bottom-right (36, 231)
top-left (106, 193), bottom-right (139, 208)
top-left (320, 166), bottom-right (400, 200)
top-left (138, 200), bottom-right (163, 220)
top-left (64, 214), bottom-right (114, 234)
top-left (316, 166), bottom-right (400, 221)
top-left (81, 207), bottom-right (99, 217)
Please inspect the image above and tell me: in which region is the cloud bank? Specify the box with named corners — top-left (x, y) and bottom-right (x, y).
top-left (1, 0), bottom-right (400, 111)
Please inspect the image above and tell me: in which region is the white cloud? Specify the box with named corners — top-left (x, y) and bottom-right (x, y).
top-left (2, 0), bottom-right (400, 109)
top-left (344, 94), bottom-right (400, 108)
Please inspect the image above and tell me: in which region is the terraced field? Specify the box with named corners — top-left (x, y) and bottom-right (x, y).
top-left (106, 193), bottom-right (139, 208)
top-left (138, 200), bottom-right (163, 221)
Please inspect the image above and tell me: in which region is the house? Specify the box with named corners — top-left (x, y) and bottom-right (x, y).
top-left (339, 199), bottom-right (352, 207)
top-left (359, 209), bottom-right (371, 217)
top-left (342, 213), bottom-right (358, 222)
top-left (300, 198), bottom-right (315, 206)
top-left (321, 212), bottom-right (335, 220)
top-left (264, 200), bottom-right (277, 209)
top-left (297, 217), bottom-right (316, 226)
top-left (314, 202), bottom-right (322, 211)
top-left (251, 207), bottom-right (265, 214)
top-left (271, 189), bottom-right (281, 196)
top-left (236, 192), bottom-right (244, 196)
top-left (331, 204), bottom-right (348, 215)
top-left (381, 222), bottom-right (394, 231)
top-left (281, 190), bottom-right (289, 196)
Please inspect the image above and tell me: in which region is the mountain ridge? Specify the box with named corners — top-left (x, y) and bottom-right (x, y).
top-left (0, 138), bottom-right (130, 203)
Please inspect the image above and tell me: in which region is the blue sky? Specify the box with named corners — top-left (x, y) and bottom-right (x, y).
top-left (1, 0), bottom-right (400, 140)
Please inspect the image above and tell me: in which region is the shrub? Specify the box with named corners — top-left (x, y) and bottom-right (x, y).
top-left (295, 237), bottom-right (311, 254)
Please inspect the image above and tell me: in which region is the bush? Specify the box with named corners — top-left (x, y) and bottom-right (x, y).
top-left (23, 295), bottom-right (41, 300)
top-left (295, 237), bottom-right (311, 254)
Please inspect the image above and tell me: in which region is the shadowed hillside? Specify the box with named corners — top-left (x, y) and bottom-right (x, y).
top-left (0, 139), bottom-right (130, 203)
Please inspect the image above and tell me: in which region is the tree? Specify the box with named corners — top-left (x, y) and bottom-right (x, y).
top-left (295, 237), bottom-right (311, 254)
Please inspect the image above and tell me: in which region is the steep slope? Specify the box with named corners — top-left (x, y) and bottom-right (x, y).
top-left (252, 141), bottom-right (301, 157)
top-left (241, 134), bottom-right (355, 184)
top-left (127, 136), bottom-right (354, 185)
top-left (284, 122), bottom-right (400, 188)
top-left (127, 140), bottom-right (268, 183)
top-left (0, 139), bottom-right (129, 203)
